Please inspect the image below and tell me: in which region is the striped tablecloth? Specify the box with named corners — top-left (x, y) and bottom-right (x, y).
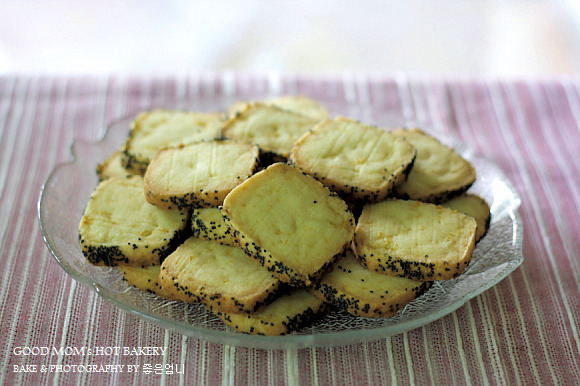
top-left (1, 74), bottom-right (579, 385)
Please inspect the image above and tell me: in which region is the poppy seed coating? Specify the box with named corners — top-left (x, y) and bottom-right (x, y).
top-left (354, 199), bottom-right (476, 281)
top-left (144, 140), bottom-right (259, 210)
top-left (289, 117), bottom-right (416, 202)
top-left (158, 237), bottom-right (281, 314)
top-left (222, 163), bottom-right (355, 287)
top-left (391, 128), bottom-right (476, 203)
top-left (121, 109), bottom-right (225, 175)
top-left (310, 252), bottom-right (431, 318)
top-left (211, 288), bottom-right (329, 335)
top-left (78, 176), bottom-right (189, 267)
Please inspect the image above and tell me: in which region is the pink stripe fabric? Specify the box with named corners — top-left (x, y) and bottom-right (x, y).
top-left (1, 74), bottom-right (579, 385)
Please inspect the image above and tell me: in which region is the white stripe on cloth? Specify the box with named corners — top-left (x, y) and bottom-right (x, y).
top-left (309, 348), bottom-right (319, 386)
top-left (537, 83), bottom-right (580, 195)
top-left (198, 340), bottom-right (208, 385)
top-left (402, 332), bottom-right (416, 386)
top-left (286, 349), bottom-right (299, 386)
top-left (386, 337), bottom-right (397, 385)
top-left (79, 291), bottom-right (102, 386)
top-left (421, 326), bottom-right (436, 384)
top-left (561, 80), bottom-right (580, 137)
top-left (0, 77), bottom-right (33, 260)
top-left (179, 334), bottom-right (187, 386)
top-left (452, 312), bottom-right (472, 385)
top-left (52, 281), bottom-right (78, 386)
top-left (221, 341), bottom-right (234, 385)
top-left (160, 330), bottom-right (170, 385)
top-left (464, 302), bottom-right (492, 386)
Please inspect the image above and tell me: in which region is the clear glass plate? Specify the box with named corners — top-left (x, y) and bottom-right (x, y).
top-left (38, 96), bottom-right (523, 349)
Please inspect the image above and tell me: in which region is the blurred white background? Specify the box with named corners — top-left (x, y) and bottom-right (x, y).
top-left (0, 0), bottom-right (579, 75)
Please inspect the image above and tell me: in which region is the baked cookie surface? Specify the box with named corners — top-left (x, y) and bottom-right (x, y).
top-left (122, 109), bottom-right (224, 175)
top-left (228, 95), bottom-right (330, 121)
top-left (221, 103), bottom-right (318, 160)
top-left (441, 194), bottom-right (491, 243)
top-left (144, 140), bottom-right (259, 210)
top-left (221, 163), bottom-right (356, 287)
top-left (78, 176), bottom-right (189, 267)
top-left (354, 199), bottom-right (476, 281)
top-left (290, 117), bottom-right (416, 202)
top-left (191, 207), bottom-right (239, 247)
top-left (157, 237), bottom-right (280, 314)
top-left (311, 252), bottom-right (431, 318)
top-left (391, 128), bottom-right (476, 203)
top-left (120, 265), bottom-right (173, 299)
top-left (212, 288), bottom-right (328, 336)
top-left (96, 148), bottom-right (134, 181)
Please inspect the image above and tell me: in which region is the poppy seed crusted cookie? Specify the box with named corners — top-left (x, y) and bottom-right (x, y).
top-left (144, 140), bottom-right (259, 210)
top-left (353, 199), bottom-right (476, 281)
top-left (122, 109), bottom-right (224, 175)
top-left (441, 193), bottom-right (491, 243)
top-left (221, 163), bottom-right (356, 287)
top-left (289, 117), bottom-right (416, 202)
top-left (120, 265), bottom-right (173, 299)
top-left (157, 237), bottom-right (281, 314)
top-left (391, 128), bottom-right (476, 203)
top-left (227, 95), bottom-right (330, 121)
top-left (212, 288), bottom-right (329, 336)
top-left (78, 176), bottom-right (189, 267)
top-left (310, 252), bottom-right (431, 318)
top-left (221, 103), bottom-right (319, 161)
top-left (190, 207), bottom-right (240, 247)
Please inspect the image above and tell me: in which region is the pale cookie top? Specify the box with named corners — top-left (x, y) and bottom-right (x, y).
top-left (96, 148), bottom-right (133, 181)
top-left (144, 140), bottom-right (259, 208)
top-left (354, 199), bottom-right (476, 280)
top-left (120, 265), bottom-right (173, 299)
top-left (123, 109), bottom-right (224, 173)
top-left (228, 95), bottom-right (330, 121)
top-left (441, 194), bottom-right (490, 242)
top-left (160, 237), bottom-right (279, 308)
top-left (290, 117), bottom-right (416, 201)
top-left (222, 163), bottom-right (355, 278)
top-left (391, 128), bottom-right (475, 202)
top-left (313, 252), bottom-right (430, 317)
top-left (78, 176), bottom-right (188, 266)
top-left (221, 104), bottom-right (318, 157)
top-left (80, 176), bottom-right (187, 246)
top-left (320, 252), bottom-right (428, 302)
top-left (214, 288), bottom-right (327, 336)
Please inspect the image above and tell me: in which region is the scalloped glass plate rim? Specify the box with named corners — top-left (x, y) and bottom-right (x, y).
top-left (38, 100), bottom-right (523, 349)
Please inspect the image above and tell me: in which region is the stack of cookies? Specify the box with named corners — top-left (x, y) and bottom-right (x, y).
top-left (80, 95), bottom-right (490, 335)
